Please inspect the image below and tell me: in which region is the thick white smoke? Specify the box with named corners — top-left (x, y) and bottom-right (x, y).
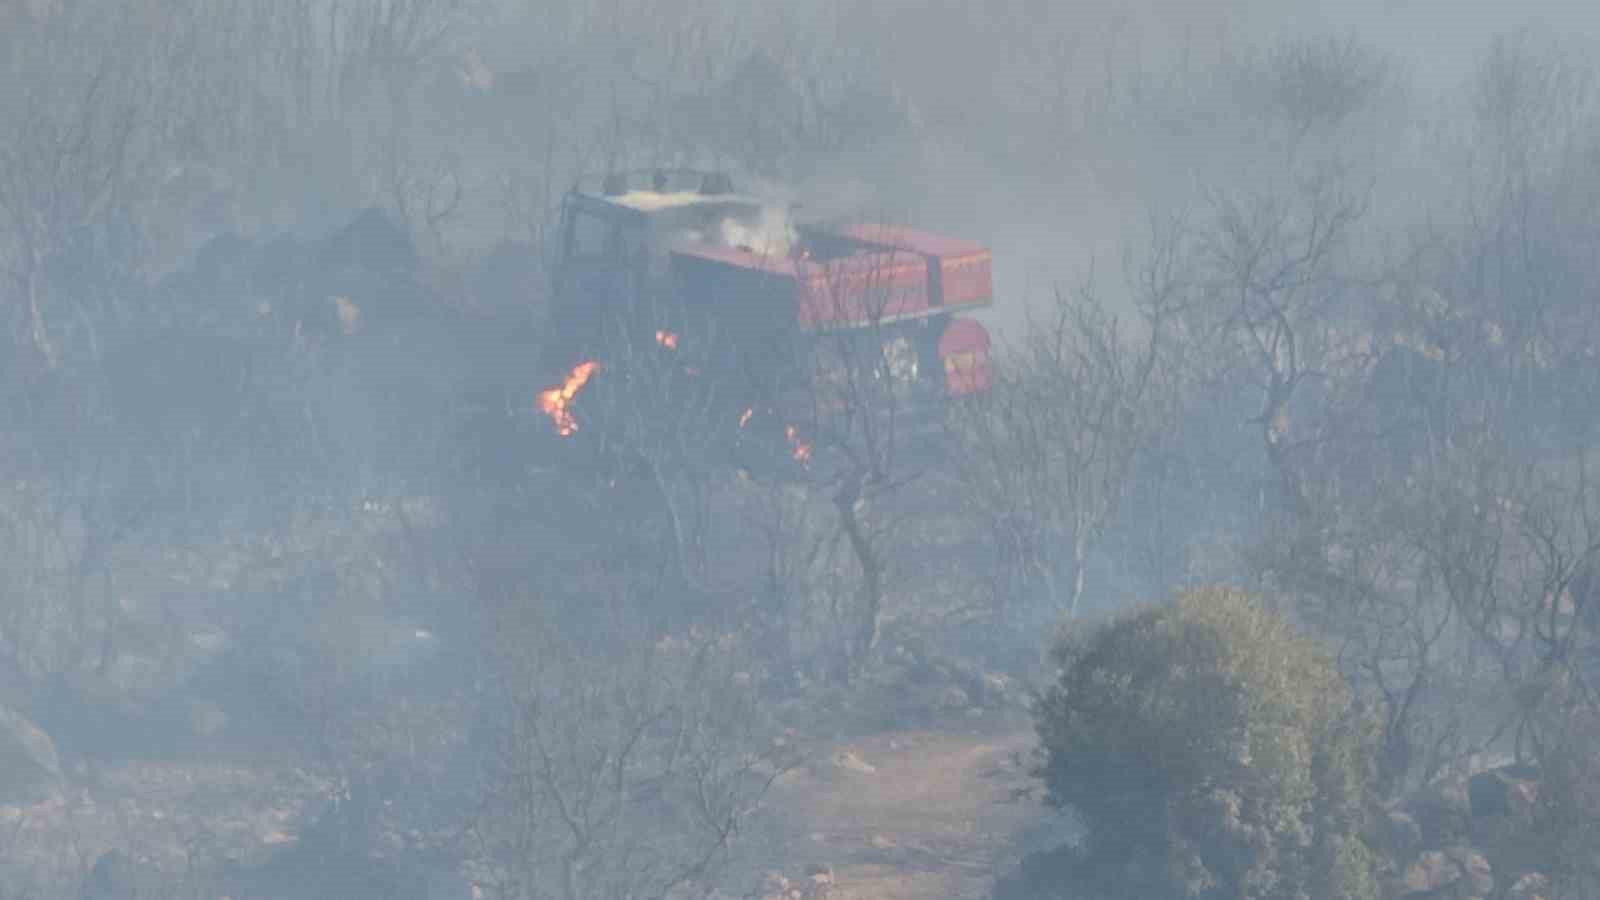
top-left (719, 204), bottom-right (798, 258)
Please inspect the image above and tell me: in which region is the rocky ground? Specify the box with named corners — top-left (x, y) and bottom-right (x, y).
top-left (0, 754), bottom-right (333, 897)
top-left (0, 713), bottom-right (1059, 900)
top-left (1385, 758), bottom-right (1556, 900)
top-left (746, 719), bottom-right (1063, 900)
top-left (0, 608), bottom-right (1062, 899)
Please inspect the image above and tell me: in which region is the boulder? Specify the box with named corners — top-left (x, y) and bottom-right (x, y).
top-left (1394, 851), bottom-right (1449, 896)
top-left (804, 863), bottom-right (835, 896)
top-left (758, 871), bottom-right (791, 899)
top-left (757, 866), bottom-right (833, 900)
top-left (1393, 847), bottom-right (1492, 898)
top-left (1507, 871), bottom-right (1550, 900)
top-left (1456, 848), bottom-right (1494, 896)
top-left (829, 750), bottom-right (877, 776)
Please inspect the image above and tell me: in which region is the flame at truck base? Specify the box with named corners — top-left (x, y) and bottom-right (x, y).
top-left (537, 360), bottom-right (599, 436)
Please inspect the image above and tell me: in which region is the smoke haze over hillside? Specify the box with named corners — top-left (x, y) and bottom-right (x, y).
top-left (6, 1), bottom-right (1600, 897)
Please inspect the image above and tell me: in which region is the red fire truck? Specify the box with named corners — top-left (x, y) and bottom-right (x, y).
top-left (540, 169), bottom-right (995, 453)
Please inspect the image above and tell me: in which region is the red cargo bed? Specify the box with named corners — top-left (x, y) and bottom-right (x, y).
top-left (668, 222), bottom-right (993, 332)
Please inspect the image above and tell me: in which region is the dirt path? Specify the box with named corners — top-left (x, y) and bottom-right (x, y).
top-left (751, 717), bottom-right (1051, 900)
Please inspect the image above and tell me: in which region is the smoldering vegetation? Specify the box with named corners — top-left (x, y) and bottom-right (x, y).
top-left (2, 1), bottom-right (1600, 898)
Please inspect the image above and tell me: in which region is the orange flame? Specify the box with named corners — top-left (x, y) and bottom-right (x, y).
top-left (738, 408), bottom-right (754, 429)
top-left (537, 360), bottom-right (599, 436)
top-left (785, 425), bottom-right (813, 465)
top-left (655, 330), bottom-right (679, 350)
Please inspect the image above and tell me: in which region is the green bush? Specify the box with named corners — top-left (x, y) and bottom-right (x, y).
top-left (1028, 587), bottom-right (1384, 900)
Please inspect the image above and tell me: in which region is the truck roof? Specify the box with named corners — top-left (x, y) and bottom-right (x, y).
top-left (825, 224), bottom-right (989, 262)
top-left (595, 189), bottom-right (768, 213)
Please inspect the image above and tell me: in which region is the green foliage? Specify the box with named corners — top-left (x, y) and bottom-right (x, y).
top-left (1031, 587), bottom-right (1384, 900)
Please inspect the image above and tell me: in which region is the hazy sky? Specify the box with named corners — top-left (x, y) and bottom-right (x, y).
top-left (955, 0), bottom-right (1600, 343)
top-left (1274, 0), bottom-right (1600, 90)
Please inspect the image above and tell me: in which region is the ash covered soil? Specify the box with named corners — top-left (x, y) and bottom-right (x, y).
top-left (749, 720), bottom-right (1047, 900)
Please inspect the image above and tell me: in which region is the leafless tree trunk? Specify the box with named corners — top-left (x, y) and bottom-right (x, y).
top-left (0, 22), bottom-right (143, 369)
top-left (582, 287), bottom-right (736, 594)
top-left (947, 245), bottom-right (1172, 622)
top-left (790, 241), bottom-right (936, 677)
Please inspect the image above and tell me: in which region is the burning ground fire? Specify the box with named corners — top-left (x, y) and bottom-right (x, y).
top-left (785, 425), bottom-right (813, 465)
top-left (536, 363), bottom-right (810, 467)
top-left (655, 330), bottom-right (679, 350)
top-left (537, 360), bottom-right (599, 436)
top-left (740, 408), bottom-right (810, 464)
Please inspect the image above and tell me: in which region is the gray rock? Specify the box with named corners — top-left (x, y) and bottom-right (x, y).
top-left (1393, 847), bottom-right (1493, 898)
top-left (1454, 847), bottom-right (1494, 896)
top-left (0, 704), bottom-right (62, 805)
top-left (829, 750), bottom-right (877, 776)
top-left (1395, 850), bottom-right (1458, 896)
top-left (1507, 871), bottom-right (1550, 900)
